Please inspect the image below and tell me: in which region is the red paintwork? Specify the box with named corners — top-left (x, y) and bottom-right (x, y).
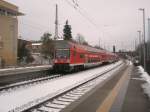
top-left (54, 41), bottom-right (118, 66)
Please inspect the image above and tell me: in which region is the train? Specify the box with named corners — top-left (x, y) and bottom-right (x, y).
top-left (53, 40), bottom-right (118, 72)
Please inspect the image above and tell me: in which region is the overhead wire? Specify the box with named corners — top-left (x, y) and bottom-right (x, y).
top-left (65, 0), bottom-right (100, 29)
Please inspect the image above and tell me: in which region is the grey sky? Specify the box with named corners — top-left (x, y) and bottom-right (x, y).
top-left (7, 0), bottom-right (150, 51)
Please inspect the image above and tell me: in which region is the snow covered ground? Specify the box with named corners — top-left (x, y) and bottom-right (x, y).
top-left (31, 54), bottom-right (51, 65)
top-left (138, 66), bottom-right (150, 99)
top-left (0, 61), bottom-right (123, 112)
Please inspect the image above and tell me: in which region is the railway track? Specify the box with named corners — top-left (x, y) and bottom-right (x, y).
top-left (0, 64), bottom-right (110, 94)
top-left (0, 63), bottom-right (113, 94)
top-left (0, 75), bottom-right (61, 94)
top-left (12, 61), bottom-right (125, 112)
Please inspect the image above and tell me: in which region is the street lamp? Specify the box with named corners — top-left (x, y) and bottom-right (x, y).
top-left (139, 8), bottom-right (146, 70)
top-left (137, 30), bottom-right (142, 64)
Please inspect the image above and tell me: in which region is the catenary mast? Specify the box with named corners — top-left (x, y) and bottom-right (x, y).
top-left (54, 4), bottom-right (59, 40)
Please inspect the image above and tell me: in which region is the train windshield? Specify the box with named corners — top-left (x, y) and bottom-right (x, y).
top-left (55, 49), bottom-right (70, 58)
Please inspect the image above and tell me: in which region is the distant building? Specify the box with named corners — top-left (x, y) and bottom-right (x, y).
top-left (31, 42), bottom-right (42, 55)
top-left (0, 0), bottom-right (23, 66)
top-left (18, 38), bottom-right (32, 51)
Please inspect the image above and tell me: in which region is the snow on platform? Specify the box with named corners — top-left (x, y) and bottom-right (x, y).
top-left (138, 66), bottom-right (150, 99)
top-left (0, 61), bottom-right (122, 112)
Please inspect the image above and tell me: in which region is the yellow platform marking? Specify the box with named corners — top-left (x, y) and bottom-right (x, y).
top-left (96, 66), bottom-right (132, 112)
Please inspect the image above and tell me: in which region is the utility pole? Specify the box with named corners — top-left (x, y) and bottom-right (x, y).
top-left (113, 45), bottom-right (116, 53)
top-left (54, 4), bottom-right (59, 40)
top-left (138, 30), bottom-right (142, 64)
top-left (135, 39), bottom-right (137, 50)
top-left (99, 37), bottom-right (101, 49)
top-left (147, 18), bottom-right (150, 60)
top-left (139, 8), bottom-right (146, 70)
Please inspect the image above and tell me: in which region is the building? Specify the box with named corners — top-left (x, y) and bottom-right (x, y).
top-left (18, 38), bottom-right (32, 51)
top-left (31, 42), bottom-right (42, 55)
top-left (0, 0), bottom-right (23, 66)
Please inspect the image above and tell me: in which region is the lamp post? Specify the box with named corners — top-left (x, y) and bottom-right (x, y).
top-left (139, 8), bottom-right (146, 70)
top-left (137, 30), bottom-right (142, 64)
top-left (147, 18), bottom-right (150, 61)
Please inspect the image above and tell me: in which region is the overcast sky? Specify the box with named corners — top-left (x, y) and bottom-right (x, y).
top-left (6, 0), bottom-right (150, 51)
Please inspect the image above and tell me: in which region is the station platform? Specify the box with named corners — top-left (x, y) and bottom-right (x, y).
top-left (61, 64), bottom-right (150, 112)
top-left (0, 65), bottom-right (52, 76)
top-left (0, 65), bottom-right (52, 86)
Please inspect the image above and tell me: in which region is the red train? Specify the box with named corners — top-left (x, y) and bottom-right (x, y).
top-left (53, 40), bottom-right (118, 72)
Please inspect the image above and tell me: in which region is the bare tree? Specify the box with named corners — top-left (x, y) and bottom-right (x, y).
top-left (41, 33), bottom-right (54, 59)
top-left (75, 33), bottom-right (89, 45)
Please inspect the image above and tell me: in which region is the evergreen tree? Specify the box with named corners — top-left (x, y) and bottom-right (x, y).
top-left (63, 20), bottom-right (72, 40)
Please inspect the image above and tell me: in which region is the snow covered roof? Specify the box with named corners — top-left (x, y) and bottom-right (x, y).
top-left (32, 43), bottom-right (42, 46)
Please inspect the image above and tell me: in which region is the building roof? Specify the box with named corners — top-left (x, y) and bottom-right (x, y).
top-left (32, 43), bottom-right (42, 46)
top-left (0, 0), bottom-right (24, 16)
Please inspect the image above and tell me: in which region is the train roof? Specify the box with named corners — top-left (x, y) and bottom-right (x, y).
top-left (54, 40), bottom-right (70, 49)
top-left (54, 40), bottom-right (115, 55)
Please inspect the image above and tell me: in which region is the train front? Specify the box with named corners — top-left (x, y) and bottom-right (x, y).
top-left (53, 40), bottom-right (71, 72)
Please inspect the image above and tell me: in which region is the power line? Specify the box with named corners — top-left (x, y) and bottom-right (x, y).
top-left (72, 0), bottom-right (79, 7)
top-left (21, 0), bottom-right (100, 34)
top-left (64, 0), bottom-right (99, 29)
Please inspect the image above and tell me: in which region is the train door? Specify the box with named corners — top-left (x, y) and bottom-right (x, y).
top-left (72, 49), bottom-right (76, 63)
top-left (85, 54), bottom-right (88, 63)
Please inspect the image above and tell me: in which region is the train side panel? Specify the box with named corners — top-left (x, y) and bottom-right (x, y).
top-left (53, 40), bottom-right (118, 72)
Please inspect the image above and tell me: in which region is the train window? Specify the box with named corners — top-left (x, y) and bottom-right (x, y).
top-left (88, 58), bottom-right (90, 63)
top-left (89, 58), bottom-right (92, 63)
top-left (56, 49), bottom-right (70, 58)
top-left (80, 54), bottom-right (84, 58)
